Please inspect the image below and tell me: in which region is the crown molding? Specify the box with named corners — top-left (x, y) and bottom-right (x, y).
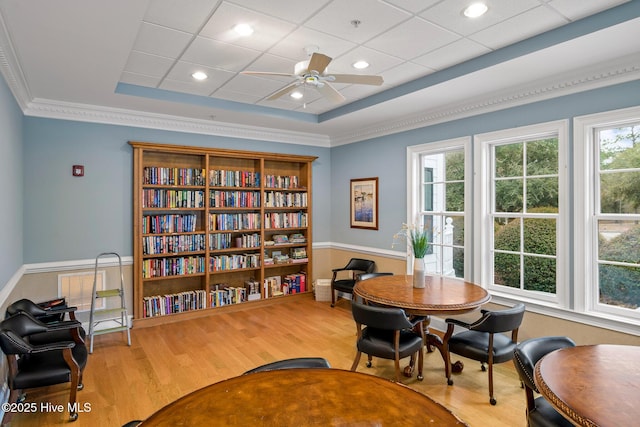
top-left (329, 54), bottom-right (640, 146)
top-left (23, 99), bottom-right (331, 147)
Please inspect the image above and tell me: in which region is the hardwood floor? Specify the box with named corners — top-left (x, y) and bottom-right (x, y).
top-left (8, 295), bottom-right (528, 426)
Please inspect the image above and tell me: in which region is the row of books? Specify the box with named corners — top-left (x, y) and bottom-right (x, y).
top-left (141, 273), bottom-right (307, 317)
top-left (142, 290), bottom-right (208, 318)
top-left (209, 190), bottom-right (261, 208)
top-left (264, 174), bottom-right (301, 189)
top-left (210, 285), bottom-right (248, 307)
top-left (210, 253), bottom-right (260, 271)
top-left (142, 256), bottom-right (206, 278)
top-left (264, 191), bottom-right (308, 208)
top-left (142, 214), bottom-right (198, 234)
top-left (264, 212), bottom-right (308, 229)
top-left (209, 169), bottom-right (260, 188)
top-left (142, 234), bottom-right (206, 255)
top-left (143, 167), bottom-right (206, 186)
top-left (209, 213), bottom-right (260, 231)
top-left (142, 189), bottom-right (205, 209)
top-left (264, 273), bottom-right (306, 297)
top-left (209, 232), bottom-right (260, 250)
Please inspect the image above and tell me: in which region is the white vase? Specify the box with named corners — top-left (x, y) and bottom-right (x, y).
top-left (413, 257), bottom-right (425, 289)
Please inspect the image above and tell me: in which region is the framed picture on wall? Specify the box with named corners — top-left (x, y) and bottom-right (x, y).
top-left (350, 177), bottom-right (378, 230)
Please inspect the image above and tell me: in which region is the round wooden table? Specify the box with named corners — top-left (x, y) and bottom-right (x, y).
top-left (354, 274), bottom-right (491, 317)
top-left (354, 274), bottom-right (490, 373)
top-left (534, 344), bottom-right (640, 427)
top-left (139, 368), bottom-right (468, 426)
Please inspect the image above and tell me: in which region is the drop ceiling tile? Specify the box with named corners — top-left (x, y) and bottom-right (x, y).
top-left (219, 73), bottom-right (289, 97)
top-left (211, 88), bottom-right (265, 104)
top-left (330, 46), bottom-right (403, 75)
top-left (228, 0), bottom-right (333, 24)
top-left (181, 36), bottom-right (261, 71)
top-left (123, 51), bottom-right (175, 78)
top-left (420, 0), bottom-right (541, 36)
top-left (365, 17), bottom-right (460, 60)
top-left (382, 0), bottom-right (441, 14)
top-left (243, 54), bottom-right (298, 82)
top-left (143, 0), bottom-right (218, 33)
top-left (413, 38), bottom-right (491, 70)
top-left (304, 0), bottom-right (412, 44)
top-left (267, 27), bottom-right (357, 61)
top-left (547, 0), bottom-right (629, 21)
top-left (164, 60), bottom-right (235, 89)
top-left (132, 22), bottom-right (193, 59)
top-left (200, 2), bottom-right (296, 50)
top-left (469, 6), bottom-right (568, 50)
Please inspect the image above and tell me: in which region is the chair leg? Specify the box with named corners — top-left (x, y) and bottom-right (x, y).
top-left (366, 354), bottom-right (373, 368)
top-left (417, 347), bottom-right (424, 381)
top-left (488, 362), bottom-right (496, 405)
top-left (1, 388), bottom-right (21, 425)
top-left (350, 351), bottom-right (362, 372)
top-left (394, 354), bottom-right (401, 382)
top-left (330, 285), bottom-right (336, 307)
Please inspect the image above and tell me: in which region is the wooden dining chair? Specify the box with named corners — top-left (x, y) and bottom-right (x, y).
top-left (350, 301), bottom-right (424, 382)
top-left (443, 303), bottom-right (525, 405)
top-left (513, 336), bottom-right (576, 427)
top-left (243, 357), bottom-right (331, 374)
top-left (330, 258), bottom-right (375, 307)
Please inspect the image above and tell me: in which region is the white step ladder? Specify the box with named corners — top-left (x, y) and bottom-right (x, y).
top-left (89, 252), bottom-right (131, 353)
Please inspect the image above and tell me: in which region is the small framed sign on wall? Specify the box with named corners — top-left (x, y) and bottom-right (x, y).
top-left (350, 177), bottom-right (378, 230)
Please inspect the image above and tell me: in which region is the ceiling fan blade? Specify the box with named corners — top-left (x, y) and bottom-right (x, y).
top-left (316, 82), bottom-right (345, 104)
top-left (266, 82), bottom-right (300, 101)
top-left (330, 74), bottom-right (384, 85)
top-left (307, 53), bottom-right (332, 75)
top-left (241, 71), bottom-right (296, 78)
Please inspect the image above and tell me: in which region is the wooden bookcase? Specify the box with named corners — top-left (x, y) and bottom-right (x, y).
top-left (130, 141), bottom-right (316, 325)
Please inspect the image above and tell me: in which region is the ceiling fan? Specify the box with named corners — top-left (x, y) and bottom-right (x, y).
top-left (240, 51), bottom-right (383, 104)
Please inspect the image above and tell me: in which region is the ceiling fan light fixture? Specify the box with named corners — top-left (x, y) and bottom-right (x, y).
top-left (192, 71), bottom-right (208, 81)
top-left (463, 2), bottom-right (488, 18)
top-left (290, 91), bottom-right (303, 99)
top-left (352, 60), bottom-right (369, 69)
top-left (233, 23), bottom-right (254, 36)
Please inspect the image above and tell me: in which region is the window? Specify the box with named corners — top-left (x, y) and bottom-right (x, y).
top-left (575, 106), bottom-right (640, 323)
top-left (475, 121), bottom-right (568, 304)
top-left (407, 137), bottom-right (470, 278)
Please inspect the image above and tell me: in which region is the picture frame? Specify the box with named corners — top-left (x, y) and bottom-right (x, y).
top-left (350, 177), bottom-right (378, 230)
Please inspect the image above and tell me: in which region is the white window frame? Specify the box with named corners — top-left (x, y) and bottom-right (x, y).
top-left (474, 120), bottom-right (569, 307)
top-left (574, 105), bottom-right (640, 325)
top-left (407, 137), bottom-right (472, 279)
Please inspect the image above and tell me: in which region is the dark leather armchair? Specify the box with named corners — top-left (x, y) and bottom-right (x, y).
top-left (330, 258), bottom-right (375, 307)
top-left (243, 357), bottom-right (331, 374)
top-left (5, 298), bottom-right (86, 345)
top-left (0, 312), bottom-right (88, 423)
top-left (443, 303), bottom-right (525, 405)
top-left (513, 336), bottom-right (576, 427)
top-left (350, 301), bottom-right (424, 382)
top-left (6, 298), bottom-right (77, 322)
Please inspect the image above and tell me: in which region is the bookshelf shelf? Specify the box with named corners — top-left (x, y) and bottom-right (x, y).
top-left (130, 141), bottom-right (316, 324)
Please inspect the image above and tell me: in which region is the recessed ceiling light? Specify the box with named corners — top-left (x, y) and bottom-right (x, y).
top-left (463, 2), bottom-right (488, 18)
top-left (233, 23), bottom-right (254, 36)
top-left (352, 60), bottom-right (369, 69)
top-left (290, 91), bottom-right (303, 100)
top-left (192, 71), bottom-right (208, 81)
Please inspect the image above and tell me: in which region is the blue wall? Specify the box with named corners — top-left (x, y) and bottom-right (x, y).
top-left (21, 119), bottom-right (330, 263)
top-left (330, 80), bottom-right (640, 250)
top-left (0, 76), bottom-right (23, 287)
